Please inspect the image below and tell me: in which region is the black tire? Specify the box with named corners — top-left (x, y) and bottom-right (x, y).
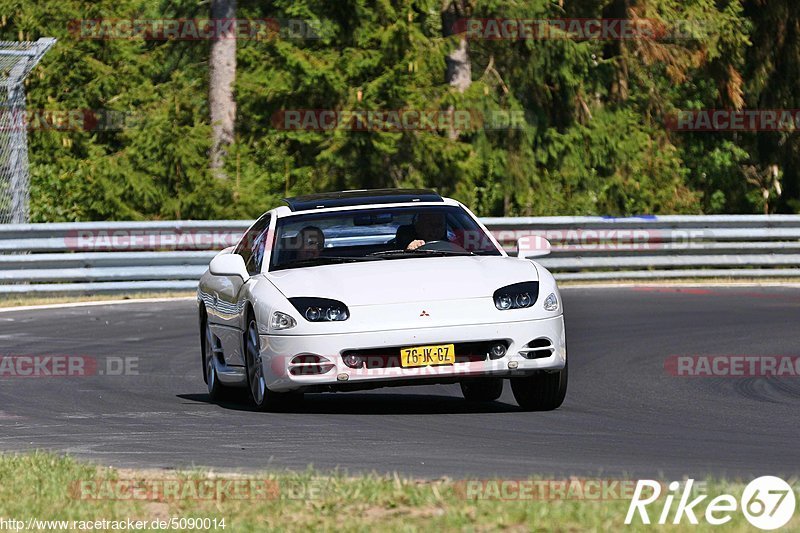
top-left (510, 361), bottom-right (568, 411)
top-left (460, 378), bottom-right (504, 402)
top-left (201, 316), bottom-right (228, 402)
top-left (244, 315), bottom-right (303, 412)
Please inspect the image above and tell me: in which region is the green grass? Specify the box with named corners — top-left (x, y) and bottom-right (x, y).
top-left (0, 452), bottom-right (794, 532)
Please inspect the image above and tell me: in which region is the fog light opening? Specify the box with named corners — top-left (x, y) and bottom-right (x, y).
top-left (343, 354), bottom-right (364, 369)
top-left (489, 343), bottom-right (507, 359)
top-left (336, 373), bottom-right (349, 381)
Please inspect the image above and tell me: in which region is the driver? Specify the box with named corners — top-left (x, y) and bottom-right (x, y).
top-left (405, 212), bottom-right (447, 251)
top-left (296, 226), bottom-right (325, 260)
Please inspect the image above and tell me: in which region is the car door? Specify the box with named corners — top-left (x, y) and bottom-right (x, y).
top-left (208, 213), bottom-right (272, 367)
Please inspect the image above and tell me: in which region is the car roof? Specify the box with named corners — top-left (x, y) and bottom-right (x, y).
top-left (282, 188), bottom-right (444, 212)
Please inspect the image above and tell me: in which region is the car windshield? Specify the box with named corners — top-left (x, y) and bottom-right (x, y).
top-left (269, 205), bottom-right (501, 271)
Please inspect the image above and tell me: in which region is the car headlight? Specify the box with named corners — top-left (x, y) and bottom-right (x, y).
top-left (289, 297), bottom-right (350, 322)
top-left (543, 292), bottom-right (559, 312)
top-left (493, 282), bottom-right (539, 310)
top-left (271, 311), bottom-right (297, 330)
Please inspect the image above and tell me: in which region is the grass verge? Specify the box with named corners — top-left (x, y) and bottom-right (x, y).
top-left (0, 452), bottom-right (794, 532)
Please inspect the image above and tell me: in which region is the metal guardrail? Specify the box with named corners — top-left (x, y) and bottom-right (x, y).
top-left (1, 216), bottom-right (799, 294)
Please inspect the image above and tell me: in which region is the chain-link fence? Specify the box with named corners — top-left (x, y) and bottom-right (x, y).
top-left (0, 38), bottom-right (55, 224)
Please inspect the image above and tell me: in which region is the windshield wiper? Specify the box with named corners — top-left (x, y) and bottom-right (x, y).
top-left (410, 249), bottom-right (474, 256)
top-left (368, 249), bottom-right (474, 257)
top-left (274, 256), bottom-right (380, 270)
top-left (368, 249), bottom-right (410, 256)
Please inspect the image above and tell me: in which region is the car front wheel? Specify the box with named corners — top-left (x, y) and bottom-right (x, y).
top-left (460, 378), bottom-right (503, 402)
top-left (510, 361), bottom-right (568, 411)
top-left (244, 316), bottom-right (302, 412)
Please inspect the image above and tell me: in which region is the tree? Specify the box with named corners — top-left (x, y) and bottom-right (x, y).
top-left (2, 0), bottom-right (798, 221)
top-left (441, 0), bottom-right (471, 93)
top-left (742, 0), bottom-right (800, 213)
top-left (209, 0), bottom-right (237, 178)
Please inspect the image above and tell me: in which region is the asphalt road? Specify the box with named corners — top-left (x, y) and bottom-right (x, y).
top-left (0, 286), bottom-right (798, 479)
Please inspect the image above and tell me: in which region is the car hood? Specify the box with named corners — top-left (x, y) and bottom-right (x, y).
top-left (266, 256), bottom-right (538, 305)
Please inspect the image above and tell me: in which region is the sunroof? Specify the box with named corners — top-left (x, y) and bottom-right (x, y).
top-left (283, 188), bottom-right (443, 211)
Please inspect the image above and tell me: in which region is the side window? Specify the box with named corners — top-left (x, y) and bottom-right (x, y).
top-left (235, 214), bottom-right (271, 275)
top-left (247, 226), bottom-right (270, 274)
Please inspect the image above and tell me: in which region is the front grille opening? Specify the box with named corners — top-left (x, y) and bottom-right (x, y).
top-left (521, 338), bottom-right (554, 360)
top-left (289, 354), bottom-right (334, 376)
top-left (527, 338), bottom-right (552, 349)
top-left (342, 340), bottom-right (508, 370)
top-left (291, 355), bottom-right (328, 365)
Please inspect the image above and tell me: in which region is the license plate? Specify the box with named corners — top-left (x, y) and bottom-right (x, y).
top-left (400, 344), bottom-right (455, 368)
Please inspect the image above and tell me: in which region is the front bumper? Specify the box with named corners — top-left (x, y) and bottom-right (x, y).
top-left (260, 315), bottom-right (566, 392)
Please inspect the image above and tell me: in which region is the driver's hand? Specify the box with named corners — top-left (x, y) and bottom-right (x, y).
top-left (406, 239), bottom-right (425, 251)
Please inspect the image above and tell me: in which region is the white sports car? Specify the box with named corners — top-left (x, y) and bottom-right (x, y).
top-left (198, 189), bottom-right (567, 411)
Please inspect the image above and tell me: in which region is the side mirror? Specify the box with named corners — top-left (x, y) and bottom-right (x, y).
top-left (209, 253), bottom-right (250, 281)
top-left (516, 236), bottom-right (551, 259)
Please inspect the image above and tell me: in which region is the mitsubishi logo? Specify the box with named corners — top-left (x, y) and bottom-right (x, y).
top-left (419, 310), bottom-right (430, 317)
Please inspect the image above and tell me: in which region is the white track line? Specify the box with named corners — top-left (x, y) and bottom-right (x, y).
top-left (0, 296), bottom-right (196, 313)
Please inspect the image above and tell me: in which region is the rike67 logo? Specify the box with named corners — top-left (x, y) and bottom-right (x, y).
top-left (625, 477), bottom-right (796, 530)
